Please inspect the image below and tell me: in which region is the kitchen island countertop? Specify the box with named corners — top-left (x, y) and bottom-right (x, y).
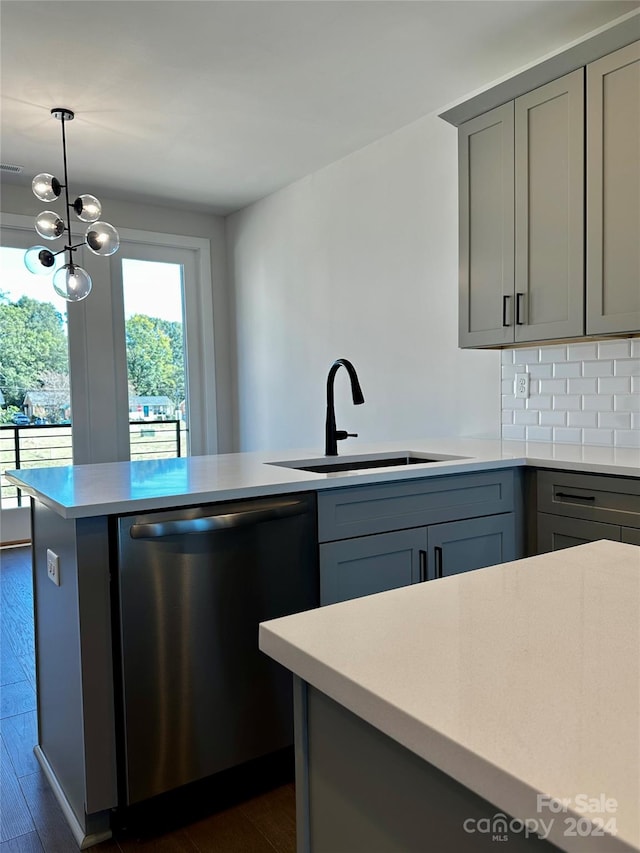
top-left (260, 539), bottom-right (640, 853)
top-left (5, 437), bottom-right (639, 519)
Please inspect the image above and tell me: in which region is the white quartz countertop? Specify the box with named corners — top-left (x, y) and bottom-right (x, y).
top-left (5, 437), bottom-right (639, 518)
top-left (259, 540), bottom-right (640, 853)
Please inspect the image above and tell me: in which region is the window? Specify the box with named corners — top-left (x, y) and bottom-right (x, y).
top-left (122, 256), bottom-right (189, 459)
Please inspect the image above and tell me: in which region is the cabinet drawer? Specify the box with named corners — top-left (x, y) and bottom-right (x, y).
top-left (317, 470), bottom-right (514, 542)
top-left (537, 470), bottom-right (640, 528)
top-left (537, 511), bottom-right (621, 553)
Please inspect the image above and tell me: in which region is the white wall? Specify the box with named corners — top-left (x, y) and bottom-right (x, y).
top-left (226, 112), bottom-right (500, 453)
top-left (1, 182), bottom-right (234, 452)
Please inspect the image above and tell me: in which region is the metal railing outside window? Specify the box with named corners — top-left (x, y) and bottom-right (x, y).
top-left (1, 420), bottom-right (186, 508)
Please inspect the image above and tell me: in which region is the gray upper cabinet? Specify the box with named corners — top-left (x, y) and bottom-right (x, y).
top-left (514, 70), bottom-right (584, 342)
top-left (459, 71), bottom-right (584, 347)
top-left (458, 104), bottom-right (514, 347)
top-left (586, 40), bottom-right (640, 336)
top-left (455, 39), bottom-right (640, 348)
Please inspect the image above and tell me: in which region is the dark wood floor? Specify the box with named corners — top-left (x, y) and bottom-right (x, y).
top-left (0, 546), bottom-right (297, 853)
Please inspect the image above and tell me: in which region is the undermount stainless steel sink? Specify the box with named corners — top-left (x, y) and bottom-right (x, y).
top-left (269, 452), bottom-right (468, 474)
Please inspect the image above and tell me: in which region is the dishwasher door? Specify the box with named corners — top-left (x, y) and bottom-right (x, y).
top-left (116, 492), bottom-right (318, 805)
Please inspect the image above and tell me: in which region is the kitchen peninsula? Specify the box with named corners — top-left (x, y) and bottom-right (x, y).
top-left (5, 438), bottom-right (640, 848)
top-left (260, 539), bottom-right (640, 853)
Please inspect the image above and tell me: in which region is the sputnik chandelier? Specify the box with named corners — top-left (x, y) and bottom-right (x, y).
top-left (24, 108), bottom-right (119, 302)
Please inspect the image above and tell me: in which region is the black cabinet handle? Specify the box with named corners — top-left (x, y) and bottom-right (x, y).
top-left (502, 294), bottom-right (512, 327)
top-left (555, 492), bottom-right (596, 502)
top-left (434, 546), bottom-right (443, 580)
top-left (516, 292), bottom-right (526, 325)
top-left (419, 550), bottom-right (427, 582)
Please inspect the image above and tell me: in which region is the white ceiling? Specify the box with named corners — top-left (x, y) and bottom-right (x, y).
top-left (1, 0), bottom-right (638, 215)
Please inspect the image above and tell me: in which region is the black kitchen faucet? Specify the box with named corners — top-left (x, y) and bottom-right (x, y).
top-left (325, 358), bottom-right (365, 456)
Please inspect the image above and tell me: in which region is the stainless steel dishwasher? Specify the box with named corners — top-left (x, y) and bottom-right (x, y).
top-left (115, 492), bottom-right (318, 805)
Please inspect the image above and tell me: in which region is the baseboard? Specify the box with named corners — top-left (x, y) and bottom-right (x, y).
top-left (34, 746), bottom-right (113, 849)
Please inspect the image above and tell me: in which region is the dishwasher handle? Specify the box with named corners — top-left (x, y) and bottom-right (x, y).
top-left (129, 497), bottom-right (309, 539)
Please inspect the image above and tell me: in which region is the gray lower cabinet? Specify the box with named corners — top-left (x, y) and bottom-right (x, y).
top-left (622, 526), bottom-right (640, 546)
top-left (536, 469), bottom-right (640, 554)
top-left (320, 528), bottom-right (426, 605)
top-left (428, 513), bottom-right (516, 580)
top-left (318, 470), bottom-right (520, 606)
top-left (537, 511), bottom-right (621, 552)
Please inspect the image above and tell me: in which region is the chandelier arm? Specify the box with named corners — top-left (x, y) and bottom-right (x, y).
top-left (59, 114), bottom-right (75, 269)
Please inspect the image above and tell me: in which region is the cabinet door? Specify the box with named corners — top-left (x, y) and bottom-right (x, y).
top-left (514, 70), bottom-right (584, 342)
top-left (458, 103), bottom-right (514, 347)
top-left (537, 511), bottom-right (621, 553)
top-left (586, 40), bottom-right (640, 335)
top-left (427, 513), bottom-right (516, 580)
top-left (622, 526), bottom-right (640, 546)
top-left (319, 528), bottom-right (427, 606)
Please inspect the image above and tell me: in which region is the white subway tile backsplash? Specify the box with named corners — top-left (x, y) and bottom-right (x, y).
top-left (526, 426), bottom-right (553, 442)
top-left (567, 343), bottom-right (598, 360)
top-left (501, 339), bottom-right (639, 448)
top-left (597, 377), bottom-right (630, 394)
top-left (553, 362), bottom-right (581, 378)
top-left (539, 378), bottom-right (567, 395)
top-left (614, 395), bottom-right (640, 412)
top-left (583, 429), bottom-right (614, 446)
top-left (598, 412), bottom-right (631, 429)
top-left (528, 364), bottom-right (554, 379)
top-left (582, 360), bottom-right (613, 377)
top-left (513, 410), bottom-right (539, 426)
top-left (597, 340), bottom-right (631, 359)
top-left (614, 358), bottom-right (640, 376)
top-left (539, 411), bottom-right (566, 427)
top-left (502, 424), bottom-right (526, 440)
top-left (516, 349), bottom-right (540, 364)
top-left (502, 395), bottom-right (526, 410)
top-left (552, 395), bottom-right (581, 411)
top-left (582, 395), bottom-right (614, 411)
top-left (567, 378), bottom-right (598, 394)
top-left (540, 346), bottom-right (567, 363)
top-left (553, 427), bottom-right (583, 443)
top-left (568, 411), bottom-right (598, 428)
top-left (615, 430), bottom-right (640, 448)
top-left (530, 395), bottom-right (552, 410)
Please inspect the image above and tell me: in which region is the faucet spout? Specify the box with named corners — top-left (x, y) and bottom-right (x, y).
top-left (325, 358), bottom-right (365, 456)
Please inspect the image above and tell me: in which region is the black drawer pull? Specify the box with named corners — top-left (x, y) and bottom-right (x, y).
top-left (556, 492), bottom-right (596, 502)
top-left (419, 550), bottom-right (427, 583)
top-left (434, 546), bottom-right (443, 579)
top-left (516, 292), bottom-right (525, 325)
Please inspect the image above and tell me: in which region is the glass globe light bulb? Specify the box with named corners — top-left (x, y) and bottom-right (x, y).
top-left (24, 246), bottom-right (56, 275)
top-left (35, 210), bottom-right (65, 240)
top-left (85, 221), bottom-right (119, 256)
top-left (53, 263), bottom-right (92, 302)
top-left (32, 173), bottom-right (61, 202)
top-left (73, 194), bottom-right (102, 223)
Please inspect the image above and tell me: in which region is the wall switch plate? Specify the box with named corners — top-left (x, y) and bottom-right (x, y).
top-left (515, 372), bottom-right (530, 399)
top-left (47, 549), bottom-right (60, 586)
